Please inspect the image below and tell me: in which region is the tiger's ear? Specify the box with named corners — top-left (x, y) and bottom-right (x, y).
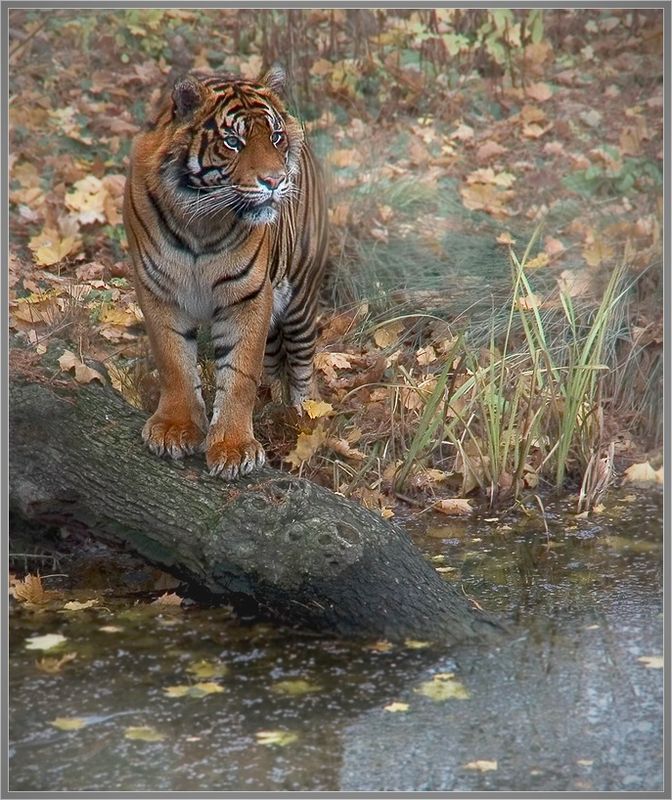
top-left (260, 65), bottom-right (286, 93)
top-left (172, 77), bottom-right (204, 120)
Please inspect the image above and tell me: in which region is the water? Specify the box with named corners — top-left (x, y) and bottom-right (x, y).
top-left (9, 489), bottom-right (664, 792)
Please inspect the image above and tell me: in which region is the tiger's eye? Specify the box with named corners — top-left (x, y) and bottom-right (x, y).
top-left (223, 134), bottom-right (241, 150)
top-left (271, 130), bottom-right (285, 146)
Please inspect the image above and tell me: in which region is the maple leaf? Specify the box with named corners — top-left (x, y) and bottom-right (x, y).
top-left (28, 227), bottom-right (80, 267)
top-left (314, 352), bottom-right (352, 382)
top-left (285, 425), bottom-right (327, 469)
top-left (302, 399), bottom-right (334, 419)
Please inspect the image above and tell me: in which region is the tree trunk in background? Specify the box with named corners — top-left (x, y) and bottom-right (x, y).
top-left (9, 342), bottom-right (505, 644)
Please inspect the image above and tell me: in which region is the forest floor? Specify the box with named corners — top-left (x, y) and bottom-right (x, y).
top-left (8, 8), bottom-right (664, 519)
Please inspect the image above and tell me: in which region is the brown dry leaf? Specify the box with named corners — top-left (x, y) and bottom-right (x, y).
top-left (285, 425), bottom-right (327, 469)
top-left (525, 82), bottom-right (552, 102)
top-left (450, 123), bottom-right (474, 142)
top-left (152, 592), bottom-right (183, 606)
top-left (516, 292), bottom-right (541, 311)
top-left (35, 652), bottom-right (77, 674)
top-left (476, 140), bottom-right (507, 162)
top-left (328, 149), bottom-right (361, 168)
top-left (58, 350), bottom-right (105, 384)
top-left (11, 574), bottom-right (54, 605)
top-left (466, 168), bottom-right (516, 188)
top-left (314, 352), bottom-right (352, 382)
top-left (434, 498), bottom-right (473, 516)
top-left (544, 237), bottom-right (566, 257)
top-left (62, 599), bottom-right (99, 611)
top-left (373, 319), bottom-right (405, 349)
top-left (325, 437), bottom-right (366, 462)
top-left (583, 237), bottom-right (615, 268)
top-left (496, 232), bottom-right (516, 245)
top-left (416, 345), bottom-right (437, 366)
top-left (460, 183), bottom-right (514, 217)
top-left (623, 462), bottom-right (663, 485)
top-left (556, 269), bottom-right (596, 298)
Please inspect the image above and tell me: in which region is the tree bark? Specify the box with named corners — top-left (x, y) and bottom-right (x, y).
top-left (9, 343), bottom-right (504, 644)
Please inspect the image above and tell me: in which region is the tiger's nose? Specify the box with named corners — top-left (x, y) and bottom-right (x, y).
top-left (258, 173), bottom-right (285, 190)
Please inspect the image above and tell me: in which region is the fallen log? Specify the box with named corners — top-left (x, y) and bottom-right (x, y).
top-left (9, 342), bottom-right (504, 644)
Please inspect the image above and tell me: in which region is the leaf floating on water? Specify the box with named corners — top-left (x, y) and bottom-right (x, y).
top-left (256, 729), bottom-right (299, 747)
top-left (366, 640), bottom-right (394, 653)
top-left (124, 726), bottom-right (165, 742)
top-left (577, 759), bottom-right (594, 767)
top-left (384, 702), bottom-right (409, 713)
top-left (50, 716), bottom-right (87, 731)
top-left (463, 759), bottom-right (497, 772)
top-left (271, 679), bottom-right (322, 696)
top-left (404, 639), bottom-right (430, 650)
top-left (36, 652), bottom-right (77, 674)
top-left (62, 599), bottom-right (99, 611)
top-left (99, 625), bottom-right (123, 634)
top-left (637, 655), bottom-right (663, 669)
top-left (163, 682), bottom-right (225, 698)
top-left (186, 660), bottom-right (228, 680)
top-left (415, 673), bottom-right (470, 701)
top-left (25, 633), bottom-right (67, 651)
top-left (434, 498), bottom-right (473, 516)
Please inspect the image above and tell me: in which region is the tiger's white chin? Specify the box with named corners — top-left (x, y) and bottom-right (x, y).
top-left (243, 205), bottom-right (278, 225)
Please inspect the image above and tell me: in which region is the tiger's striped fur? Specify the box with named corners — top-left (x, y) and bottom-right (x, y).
top-left (123, 67), bottom-right (328, 479)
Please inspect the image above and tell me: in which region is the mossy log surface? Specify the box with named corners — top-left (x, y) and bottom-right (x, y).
top-left (9, 343), bottom-right (504, 644)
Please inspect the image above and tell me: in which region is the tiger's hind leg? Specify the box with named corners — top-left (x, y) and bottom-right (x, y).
top-left (137, 286), bottom-right (208, 459)
top-left (278, 295), bottom-right (320, 411)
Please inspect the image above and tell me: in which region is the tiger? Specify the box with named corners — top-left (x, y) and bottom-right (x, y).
top-left (123, 66), bottom-right (328, 480)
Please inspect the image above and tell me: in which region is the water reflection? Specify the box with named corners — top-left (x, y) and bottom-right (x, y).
top-left (9, 489), bottom-right (663, 791)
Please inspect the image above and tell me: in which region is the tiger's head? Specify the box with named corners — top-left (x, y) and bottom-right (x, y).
top-left (156, 66), bottom-right (304, 225)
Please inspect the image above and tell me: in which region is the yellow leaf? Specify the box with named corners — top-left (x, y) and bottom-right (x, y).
top-left (415, 674), bottom-right (470, 701)
top-left (256, 729), bottom-right (299, 747)
top-left (50, 717), bottom-right (87, 731)
top-left (65, 175), bottom-right (108, 224)
top-left (124, 726), bottom-right (165, 742)
top-left (416, 345), bottom-right (437, 365)
top-left (525, 252), bottom-right (550, 270)
top-left (186, 660), bottom-right (228, 679)
top-left (302, 399), bottom-right (334, 419)
top-left (99, 307), bottom-right (139, 327)
top-left (11, 574), bottom-right (50, 605)
top-left (384, 702), bottom-right (409, 712)
top-left (163, 682), bottom-right (224, 698)
top-left (373, 319), bottom-right (405, 349)
top-left (271, 679), bottom-right (322, 696)
top-left (29, 227), bottom-right (79, 267)
top-left (62, 599), bottom-right (98, 611)
top-left (496, 232), bottom-right (516, 245)
top-left (583, 238), bottom-right (615, 268)
top-left (366, 640), bottom-right (394, 653)
top-left (314, 352), bottom-right (351, 381)
top-left (463, 759), bottom-right (498, 772)
top-left (285, 425), bottom-right (327, 469)
top-left (637, 655), bottom-right (663, 669)
top-left (404, 639), bottom-right (430, 650)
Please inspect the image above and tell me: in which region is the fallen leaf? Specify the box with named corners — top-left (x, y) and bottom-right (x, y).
top-left (99, 625), bottom-right (123, 634)
top-left (525, 252), bottom-right (550, 270)
top-left (302, 399), bottom-right (334, 419)
top-left (525, 82), bottom-right (552, 102)
top-left (404, 639), bottom-right (430, 650)
top-left (463, 760), bottom-right (498, 772)
top-left (186, 660), bottom-right (228, 680)
top-left (62, 599), bottom-right (99, 611)
top-left (163, 682), bottom-right (225, 698)
top-left (496, 232), bottom-right (515, 245)
top-left (58, 349), bottom-right (105, 385)
top-left (124, 726), bottom-right (165, 742)
top-left (623, 462), bottom-right (663, 485)
top-left (285, 425), bottom-right (327, 469)
top-left (35, 652), bottom-right (77, 674)
top-left (476, 140), bottom-right (507, 162)
top-left (416, 345), bottom-right (437, 365)
top-left (580, 109), bottom-right (602, 128)
top-left (415, 673), bottom-right (470, 701)
top-left (434, 499), bottom-right (473, 516)
top-left (11, 574), bottom-right (53, 605)
top-left (314, 352), bottom-right (352, 382)
top-left (373, 319), bottom-right (405, 349)
top-left (50, 717), bottom-right (87, 731)
top-left (637, 655), bottom-right (663, 669)
top-left (325, 437), bottom-right (366, 462)
top-left (25, 633), bottom-right (67, 651)
top-left (256, 730), bottom-right (299, 747)
top-left (366, 640), bottom-right (394, 653)
top-left (151, 592), bottom-right (183, 607)
top-left (384, 702), bottom-right (409, 712)
top-left (450, 123), bottom-right (474, 142)
top-left (271, 679), bottom-right (322, 696)
top-left (29, 227), bottom-right (79, 267)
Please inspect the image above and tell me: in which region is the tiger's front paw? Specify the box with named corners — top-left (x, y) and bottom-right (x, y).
top-left (206, 438), bottom-right (266, 480)
top-left (142, 413), bottom-right (206, 459)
